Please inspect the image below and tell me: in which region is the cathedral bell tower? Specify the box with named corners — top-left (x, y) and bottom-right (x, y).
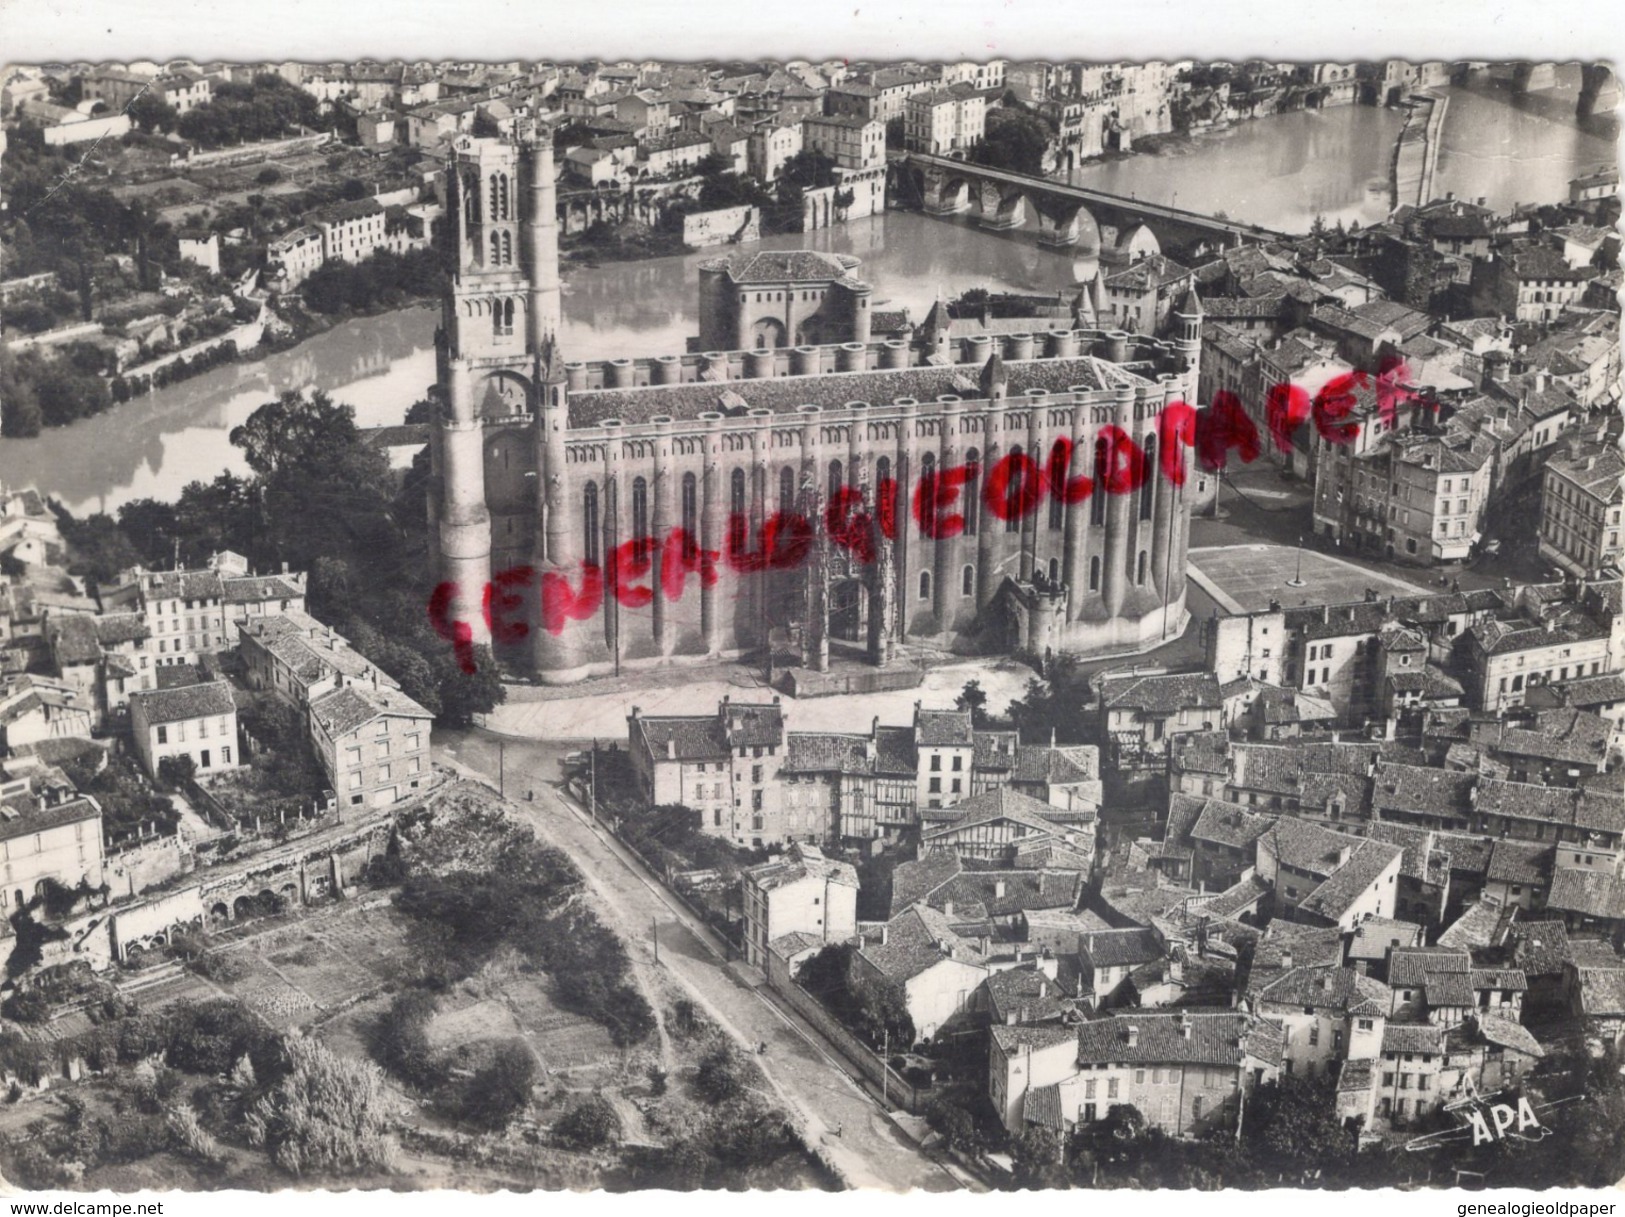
top-left (430, 125), bottom-right (564, 650)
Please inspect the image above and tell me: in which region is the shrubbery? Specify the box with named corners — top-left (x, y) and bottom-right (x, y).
top-left (555, 1094), bottom-right (621, 1150)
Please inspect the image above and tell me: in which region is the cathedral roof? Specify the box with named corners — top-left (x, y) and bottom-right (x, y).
top-left (569, 354), bottom-right (1155, 428)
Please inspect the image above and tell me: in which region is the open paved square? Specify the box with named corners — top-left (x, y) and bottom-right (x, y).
top-left (1187, 544), bottom-right (1432, 614)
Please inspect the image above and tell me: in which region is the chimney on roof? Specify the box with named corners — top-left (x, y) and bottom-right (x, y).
top-left (943, 899), bottom-right (954, 917)
top-left (1179, 1012), bottom-right (1192, 1038)
top-left (881, 924), bottom-right (889, 945)
top-left (1126, 1025), bottom-right (1139, 1048)
top-left (1280, 948), bottom-right (1293, 971)
top-left (1322, 605), bottom-right (1330, 623)
top-left (665, 737), bottom-right (675, 759)
top-left (1039, 979), bottom-right (1049, 998)
top-left (1006, 1008), bottom-right (1018, 1026)
top-left (995, 879), bottom-right (1007, 898)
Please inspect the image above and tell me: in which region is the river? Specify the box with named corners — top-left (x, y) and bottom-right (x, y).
top-left (2, 212), bottom-right (1082, 517)
top-left (6, 73), bottom-right (1613, 518)
top-left (1067, 69), bottom-right (1618, 230)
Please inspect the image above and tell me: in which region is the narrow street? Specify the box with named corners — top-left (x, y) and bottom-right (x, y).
top-left (434, 727), bottom-right (976, 1193)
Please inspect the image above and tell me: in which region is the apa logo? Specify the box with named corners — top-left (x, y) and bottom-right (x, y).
top-left (1464, 1095), bottom-right (1541, 1146)
top-left (1404, 1087), bottom-right (1582, 1153)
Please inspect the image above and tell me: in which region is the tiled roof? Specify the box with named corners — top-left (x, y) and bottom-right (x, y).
top-left (744, 842), bottom-right (858, 892)
top-left (93, 612), bottom-right (149, 645)
top-left (222, 575), bottom-right (303, 604)
top-left (1546, 869), bottom-right (1625, 921)
top-left (0, 794), bottom-right (100, 844)
top-left (1485, 839), bottom-right (1553, 885)
top-left (1258, 963), bottom-right (1392, 1014)
top-left (130, 679), bottom-right (235, 726)
top-left (1469, 967), bottom-right (1527, 993)
top-left (1506, 920), bottom-right (1572, 976)
top-left (1203, 874), bottom-right (1270, 920)
top-left (985, 966), bottom-right (1070, 1024)
top-left (308, 683), bottom-right (431, 739)
top-left (47, 616), bottom-right (101, 666)
top-left (1021, 744), bottom-right (1102, 789)
top-left (1080, 927), bottom-right (1163, 969)
top-left (1075, 1012), bottom-right (1283, 1068)
top-left (920, 785), bottom-right (1067, 840)
top-left (890, 851), bottom-right (964, 914)
top-left (860, 903), bottom-right (985, 982)
top-left (1023, 1083), bottom-right (1065, 1129)
top-left (1189, 799), bottom-right (1275, 849)
top-left (720, 700), bottom-right (784, 747)
top-left (873, 724), bottom-right (917, 775)
top-left (916, 707), bottom-right (972, 747)
top-left (1576, 968), bottom-right (1625, 1018)
top-left (991, 1022), bottom-right (1075, 1055)
top-left (1372, 762), bottom-right (1476, 819)
top-left (1424, 971), bottom-right (1477, 1008)
top-left (784, 731), bottom-right (872, 774)
top-left (1364, 822), bottom-right (1441, 884)
top-left (1381, 1023), bottom-right (1446, 1055)
top-left (632, 714), bottom-right (727, 761)
top-left (1437, 897), bottom-right (1508, 950)
top-left (144, 570), bottom-right (224, 602)
top-left (569, 353), bottom-right (1151, 428)
top-left (1302, 840), bottom-right (1406, 920)
top-left (1389, 945), bottom-right (1471, 988)
top-left (1472, 1014), bottom-right (1544, 1057)
top-left (932, 870), bottom-right (1083, 919)
top-left (1100, 671), bottom-right (1221, 713)
top-left (972, 730), bottom-right (1019, 772)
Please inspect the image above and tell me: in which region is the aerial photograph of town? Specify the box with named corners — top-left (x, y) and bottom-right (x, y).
top-left (0, 42), bottom-right (1620, 1197)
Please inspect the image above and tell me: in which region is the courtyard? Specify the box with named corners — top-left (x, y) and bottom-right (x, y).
top-left (1186, 543), bottom-right (1434, 614)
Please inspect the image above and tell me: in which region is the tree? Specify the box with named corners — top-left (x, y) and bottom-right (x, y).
top-left (970, 107), bottom-right (1056, 176)
top-left (461, 1040), bottom-right (536, 1130)
top-left (694, 1043), bottom-right (747, 1104)
top-left (1010, 1123), bottom-right (1066, 1187)
top-left (555, 1093), bottom-right (621, 1149)
top-left (244, 1037), bottom-right (397, 1177)
top-left (127, 92), bottom-right (177, 134)
top-left (955, 679), bottom-right (990, 727)
top-left (230, 389), bottom-right (368, 479)
top-left (848, 970), bottom-right (914, 1049)
top-left (1240, 1074), bottom-right (1354, 1176)
top-left (432, 645), bottom-right (505, 728)
top-left (158, 754), bottom-right (197, 790)
top-left (926, 1097), bottom-right (982, 1154)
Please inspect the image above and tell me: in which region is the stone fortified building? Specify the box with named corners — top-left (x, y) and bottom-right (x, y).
top-left (426, 127), bottom-right (1206, 684)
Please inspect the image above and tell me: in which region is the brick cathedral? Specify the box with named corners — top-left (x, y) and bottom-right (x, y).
top-left (426, 127), bottom-right (1205, 684)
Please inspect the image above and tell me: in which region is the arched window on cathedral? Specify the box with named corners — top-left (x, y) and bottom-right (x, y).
top-left (1048, 557), bottom-right (1060, 584)
top-left (492, 300), bottom-right (503, 338)
top-left (500, 230), bottom-right (512, 265)
top-left (498, 173), bottom-right (510, 220)
top-left (919, 452), bottom-right (936, 522)
top-left (1005, 444), bottom-right (1023, 533)
top-left (918, 569), bottom-right (931, 601)
top-left (1137, 549), bottom-right (1149, 586)
top-left (962, 564), bottom-right (975, 596)
top-left (828, 459), bottom-right (843, 502)
top-left (1089, 555), bottom-right (1101, 591)
top-left (1140, 435), bottom-right (1157, 520)
top-left (489, 174), bottom-right (500, 222)
top-left (489, 231), bottom-right (500, 267)
top-left (730, 468), bottom-right (748, 551)
top-left (963, 449), bottom-right (979, 537)
top-left (464, 174), bottom-right (480, 225)
top-left (631, 476), bottom-right (650, 562)
top-left (779, 466), bottom-right (796, 517)
top-left (1091, 436), bottom-right (1109, 525)
top-left (681, 472), bottom-right (698, 560)
top-left (583, 482), bottom-right (600, 567)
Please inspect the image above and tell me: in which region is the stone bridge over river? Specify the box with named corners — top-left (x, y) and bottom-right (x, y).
top-left (896, 152), bottom-right (1292, 259)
